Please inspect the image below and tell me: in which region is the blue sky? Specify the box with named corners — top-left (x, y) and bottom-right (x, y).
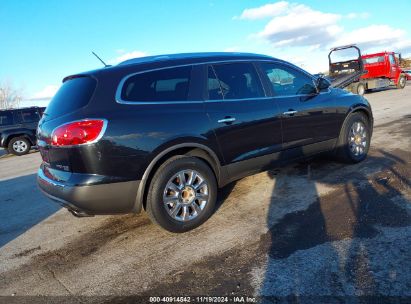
top-left (1, 0), bottom-right (410, 107)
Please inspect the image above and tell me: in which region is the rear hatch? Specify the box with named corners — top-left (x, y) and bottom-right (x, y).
top-left (37, 75), bottom-right (97, 173)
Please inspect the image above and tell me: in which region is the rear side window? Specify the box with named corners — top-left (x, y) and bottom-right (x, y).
top-left (210, 63), bottom-right (264, 100)
top-left (20, 109), bottom-right (39, 123)
top-left (0, 112), bottom-right (13, 126)
top-left (45, 77), bottom-right (96, 118)
top-left (121, 66), bottom-right (192, 102)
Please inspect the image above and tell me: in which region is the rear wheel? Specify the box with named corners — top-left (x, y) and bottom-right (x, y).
top-left (8, 137), bottom-right (31, 156)
top-left (356, 82), bottom-right (365, 96)
top-left (397, 75), bottom-right (406, 89)
top-left (146, 156), bottom-right (217, 232)
top-left (335, 113), bottom-right (370, 163)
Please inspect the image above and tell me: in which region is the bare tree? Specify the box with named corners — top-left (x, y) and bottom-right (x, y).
top-left (0, 81), bottom-right (24, 110)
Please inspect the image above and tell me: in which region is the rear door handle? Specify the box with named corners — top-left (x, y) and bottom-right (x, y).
top-left (218, 117), bottom-right (236, 124)
top-left (283, 110), bottom-right (298, 116)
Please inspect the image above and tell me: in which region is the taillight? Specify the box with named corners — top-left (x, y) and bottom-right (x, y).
top-left (51, 119), bottom-right (106, 146)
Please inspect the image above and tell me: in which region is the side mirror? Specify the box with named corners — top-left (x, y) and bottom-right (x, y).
top-left (316, 76), bottom-right (331, 91)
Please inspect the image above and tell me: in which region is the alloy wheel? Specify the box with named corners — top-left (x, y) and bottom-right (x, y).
top-left (348, 121), bottom-right (367, 156)
top-left (163, 169), bottom-right (209, 222)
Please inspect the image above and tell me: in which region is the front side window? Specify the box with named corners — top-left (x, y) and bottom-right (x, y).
top-left (0, 112), bottom-right (13, 126)
top-left (20, 109), bottom-right (39, 123)
top-left (260, 63), bottom-right (317, 96)
top-left (121, 66), bottom-right (192, 102)
top-left (389, 55), bottom-right (396, 65)
top-left (210, 63), bottom-right (264, 100)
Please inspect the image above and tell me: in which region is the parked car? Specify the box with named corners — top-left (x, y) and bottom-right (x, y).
top-left (37, 52), bottom-right (373, 232)
top-left (404, 69), bottom-right (411, 81)
top-left (0, 106), bottom-right (45, 155)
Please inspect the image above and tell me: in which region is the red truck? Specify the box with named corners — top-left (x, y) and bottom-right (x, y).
top-left (327, 46), bottom-right (408, 95)
top-left (349, 51), bottom-right (407, 95)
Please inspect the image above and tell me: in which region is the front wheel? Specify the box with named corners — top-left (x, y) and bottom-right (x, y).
top-left (8, 137), bottom-right (31, 156)
top-left (397, 75), bottom-right (406, 89)
top-left (335, 113), bottom-right (371, 163)
top-left (146, 156), bottom-right (217, 233)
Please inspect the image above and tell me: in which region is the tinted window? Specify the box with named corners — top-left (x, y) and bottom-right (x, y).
top-left (260, 63), bottom-right (316, 96)
top-left (121, 66), bottom-right (192, 102)
top-left (211, 63), bottom-right (264, 100)
top-left (20, 109), bottom-right (39, 123)
top-left (207, 66), bottom-right (224, 100)
top-left (45, 77), bottom-right (96, 119)
top-left (0, 112), bottom-right (13, 126)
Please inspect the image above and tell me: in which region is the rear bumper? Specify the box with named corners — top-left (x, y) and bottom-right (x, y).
top-left (37, 165), bottom-right (140, 215)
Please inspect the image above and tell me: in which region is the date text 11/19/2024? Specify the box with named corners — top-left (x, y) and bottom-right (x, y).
top-left (149, 296), bottom-right (257, 303)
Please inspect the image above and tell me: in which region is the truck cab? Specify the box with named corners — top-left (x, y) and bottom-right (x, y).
top-left (360, 51), bottom-right (407, 91)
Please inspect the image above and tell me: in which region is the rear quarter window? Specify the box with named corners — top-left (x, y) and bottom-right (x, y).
top-left (45, 77), bottom-right (96, 118)
top-left (120, 66), bottom-right (192, 102)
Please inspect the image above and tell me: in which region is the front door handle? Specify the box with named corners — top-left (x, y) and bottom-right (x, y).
top-left (218, 117), bottom-right (236, 124)
top-left (283, 110), bottom-right (298, 116)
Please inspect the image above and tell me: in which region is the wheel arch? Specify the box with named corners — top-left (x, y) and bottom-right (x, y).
top-left (132, 143), bottom-right (225, 213)
top-left (4, 133), bottom-right (34, 147)
top-left (335, 105), bottom-right (373, 149)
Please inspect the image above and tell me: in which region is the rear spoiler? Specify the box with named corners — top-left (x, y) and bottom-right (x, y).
top-left (328, 45), bottom-right (365, 88)
top-left (62, 74), bottom-right (92, 83)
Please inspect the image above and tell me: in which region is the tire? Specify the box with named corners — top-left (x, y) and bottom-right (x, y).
top-left (335, 112), bottom-right (370, 163)
top-left (8, 137), bottom-right (31, 156)
top-left (397, 75), bottom-right (406, 89)
top-left (356, 83), bottom-right (365, 96)
top-left (146, 156), bottom-right (217, 233)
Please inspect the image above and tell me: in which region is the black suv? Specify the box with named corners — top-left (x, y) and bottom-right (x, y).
top-left (37, 53), bottom-right (373, 232)
top-left (0, 106), bottom-right (45, 156)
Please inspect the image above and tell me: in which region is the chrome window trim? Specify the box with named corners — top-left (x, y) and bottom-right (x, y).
top-left (204, 96), bottom-right (274, 103)
top-left (270, 88), bottom-right (332, 100)
top-left (115, 59), bottom-right (280, 105)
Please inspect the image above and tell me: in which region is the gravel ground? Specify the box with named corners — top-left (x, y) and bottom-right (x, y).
top-left (0, 85), bottom-right (410, 303)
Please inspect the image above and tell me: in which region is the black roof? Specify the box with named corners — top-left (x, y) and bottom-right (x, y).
top-left (118, 52), bottom-right (275, 66)
top-left (65, 52), bottom-right (293, 81)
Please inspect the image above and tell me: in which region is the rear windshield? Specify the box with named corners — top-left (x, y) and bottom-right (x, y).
top-left (44, 77), bottom-right (96, 118)
top-left (363, 56), bottom-right (384, 64)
